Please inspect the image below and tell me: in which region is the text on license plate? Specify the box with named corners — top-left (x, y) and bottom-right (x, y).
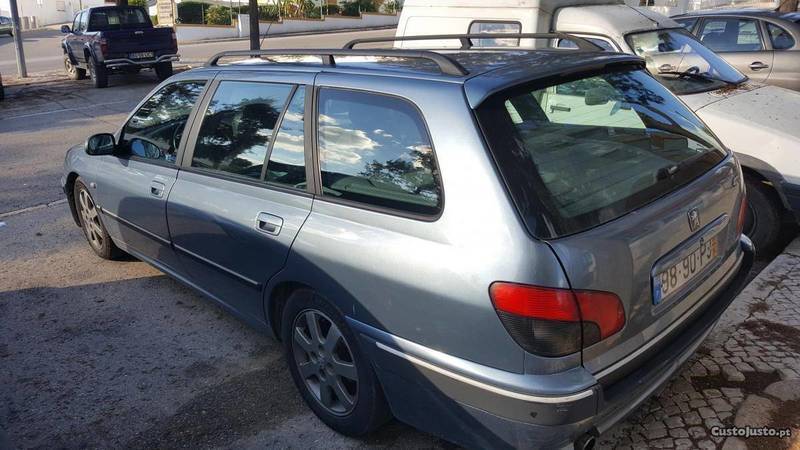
top-left (653, 235), bottom-right (719, 305)
top-left (129, 52), bottom-right (154, 60)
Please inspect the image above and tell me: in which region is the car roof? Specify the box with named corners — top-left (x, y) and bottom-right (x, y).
top-left (674, 8), bottom-right (783, 19)
top-left (188, 48), bottom-right (643, 108)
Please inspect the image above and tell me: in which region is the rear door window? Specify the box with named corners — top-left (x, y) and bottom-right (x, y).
top-left (316, 89), bottom-right (442, 216)
top-left (698, 18), bottom-right (763, 52)
top-left (675, 17), bottom-right (699, 31)
top-left (192, 81), bottom-right (293, 180)
top-left (476, 68), bottom-right (727, 238)
top-left (468, 21), bottom-right (522, 47)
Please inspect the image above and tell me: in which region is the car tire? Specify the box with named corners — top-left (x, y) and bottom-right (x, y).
top-left (744, 176), bottom-right (782, 255)
top-left (282, 289), bottom-right (392, 436)
top-left (154, 62), bottom-right (173, 81)
top-left (64, 54), bottom-right (86, 80)
top-left (74, 178), bottom-right (122, 260)
top-left (88, 59), bottom-right (108, 88)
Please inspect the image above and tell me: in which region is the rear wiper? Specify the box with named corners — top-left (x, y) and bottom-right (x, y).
top-left (657, 70), bottom-right (737, 86)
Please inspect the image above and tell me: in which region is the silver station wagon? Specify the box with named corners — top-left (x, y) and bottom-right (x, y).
top-left (62, 35), bottom-right (754, 449)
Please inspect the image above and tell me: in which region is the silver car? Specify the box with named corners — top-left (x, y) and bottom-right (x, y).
top-left (674, 9), bottom-right (800, 90)
top-left (62, 36), bottom-right (754, 449)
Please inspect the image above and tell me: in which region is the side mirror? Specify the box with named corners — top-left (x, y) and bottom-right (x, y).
top-left (61, 25), bottom-right (71, 34)
top-left (585, 86), bottom-right (615, 106)
top-left (86, 133), bottom-right (116, 155)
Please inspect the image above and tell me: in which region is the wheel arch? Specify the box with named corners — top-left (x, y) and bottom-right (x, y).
top-left (736, 154), bottom-right (790, 212)
top-left (265, 280), bottom-right (314, 341)
top-left (65, 172), bottom-right (82, 227)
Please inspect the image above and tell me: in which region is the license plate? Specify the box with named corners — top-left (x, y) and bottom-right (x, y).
top-left (129, 51), bottom-right (154, 60)
top-left (653, 234), bottom-right (719, 305)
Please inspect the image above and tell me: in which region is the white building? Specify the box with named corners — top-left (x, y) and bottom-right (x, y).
top-left (0, 0), bottom-right (109, 27)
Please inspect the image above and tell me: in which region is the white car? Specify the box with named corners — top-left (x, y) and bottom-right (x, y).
top-left (396, 0), bottom-right (800, 252)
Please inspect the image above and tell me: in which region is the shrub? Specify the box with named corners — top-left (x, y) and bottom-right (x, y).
top-left (150, 15), bottom-right (158, 25)
top-left (340, 0), bottom-right (377, 17)
top-left (205, 4), bottom-right (232, 25)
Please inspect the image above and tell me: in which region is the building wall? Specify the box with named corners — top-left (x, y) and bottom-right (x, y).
top-left (0, 0), bottom-right (108, 27)
top-left (625, 0), bottom-right (779, 16)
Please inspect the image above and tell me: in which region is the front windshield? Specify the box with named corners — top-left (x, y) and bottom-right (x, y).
top-left (626, 28), bottom-right (747, 95)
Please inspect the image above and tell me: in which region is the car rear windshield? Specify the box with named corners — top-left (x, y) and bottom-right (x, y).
top-left (476, 67), bottom-right (727, 239)
top-left (89, 7), bottom-right (150, 31)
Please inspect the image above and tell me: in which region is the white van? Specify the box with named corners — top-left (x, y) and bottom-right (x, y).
top-left (396, 0), bottom-right (800, 253)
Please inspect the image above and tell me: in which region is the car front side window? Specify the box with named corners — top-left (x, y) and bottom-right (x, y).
top-left (767, 22), bottom-right (795, 50)
top-left (120, 81), bottom-right (206, 164)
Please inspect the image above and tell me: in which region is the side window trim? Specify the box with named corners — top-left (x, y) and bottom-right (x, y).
top-left (178, 77), bottom-right (316, 196)
top-left (259, 84), bottom-right (299, 181)
top-left (310, 86), bottom-right (445, 221)
top-left (115, 78), bottom-right (213, 168)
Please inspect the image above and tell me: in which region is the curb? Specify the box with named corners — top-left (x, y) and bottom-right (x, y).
top-left (178, 25), bottom-right (396, 45)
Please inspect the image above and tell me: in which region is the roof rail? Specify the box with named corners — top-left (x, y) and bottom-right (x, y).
top-left (343, 33), bottom-right (604, 52)
top-left (205, 49), bottom-right (469, 76)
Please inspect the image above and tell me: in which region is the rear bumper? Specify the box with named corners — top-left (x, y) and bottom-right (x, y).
top-left (103, 53), bottom-right (179, 68)
top-left (352, 236), bottom-right (754, 449)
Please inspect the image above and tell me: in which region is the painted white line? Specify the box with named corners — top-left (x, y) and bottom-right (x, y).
top-left (0, 100), bottom-right (134, 121)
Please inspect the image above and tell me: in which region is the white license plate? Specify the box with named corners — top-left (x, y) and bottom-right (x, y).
top-left (653, 235), bottom-right (719, 305)
top-left (129, 52), bottom-right (154, 60)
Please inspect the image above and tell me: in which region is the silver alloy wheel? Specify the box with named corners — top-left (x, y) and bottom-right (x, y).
top-left (65, 57), bottom-right (76, 76)
top-left (292, 309), bottom-right (358, 416)
top-left (78, 188), bottom-right (103, 250)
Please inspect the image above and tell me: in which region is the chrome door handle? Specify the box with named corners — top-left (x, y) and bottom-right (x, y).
top-left (749, 62), bottom-right (770, 71)
top-left (256, 212), bottom-right (283, 236)
top-left (150, 181), bottom-right (165, 198)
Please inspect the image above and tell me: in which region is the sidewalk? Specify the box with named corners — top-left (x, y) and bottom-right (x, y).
top-left (599, 238), bottom-right (800, 449)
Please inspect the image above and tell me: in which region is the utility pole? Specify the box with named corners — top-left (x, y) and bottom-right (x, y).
top-left (8, 0), bottom-right (27, 78)
top-left (248, 0), bottom-right (259, 50)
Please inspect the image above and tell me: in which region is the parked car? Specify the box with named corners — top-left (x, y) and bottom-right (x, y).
top-left (0, 16), bottom-right (12, 36)
top-left (396, 0), bottom-right (800, 254)
top-left (63, 43), bottom-right (754, 449)
top-left (672, 9), bottom-right (800, 91)
top-left (61, 6), bottom-right (179, 88)
top-left (0, 72), bottom-right (4, 101)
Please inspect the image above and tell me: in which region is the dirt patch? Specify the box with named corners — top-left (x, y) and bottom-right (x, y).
top-left (741, 320), bottom-right (800, 353)
top-left (691, 371), bottom-right (781, 398)
top-left (750, 399), bottom-right (800, 450)
top-left (126, 363), bottom-right (306, 450)
top-left (747, 300), bottom-right (770, 316)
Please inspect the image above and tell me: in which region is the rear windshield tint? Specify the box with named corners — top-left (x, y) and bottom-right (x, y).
top-left (476, 68), bottom-right (727, 238)
top-left (89, 7), bottom-right (150, 31)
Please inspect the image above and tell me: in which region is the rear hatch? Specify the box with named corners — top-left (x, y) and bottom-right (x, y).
top-left (475, 65), bottom-right (744, 374)
top-left (103, 28), bottom-right (176, 58)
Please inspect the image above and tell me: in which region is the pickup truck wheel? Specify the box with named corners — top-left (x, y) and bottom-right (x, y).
top-left (744, 177), bottom-right (782, 255)
top-left (64, 55), bottom-right (86, 80)
top-left (74, 178), bottom-right (122, 260)
top-left (88, 59), bottom-right (108, 88)
top-left (154, 62), bottom-right (173, 81)
top-left (282, 289), bottom-right (392, 436)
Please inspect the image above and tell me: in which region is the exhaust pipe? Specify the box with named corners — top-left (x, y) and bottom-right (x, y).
top-left (574, 433), bottom-right (596, 450)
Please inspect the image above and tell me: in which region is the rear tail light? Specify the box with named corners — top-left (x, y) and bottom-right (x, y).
top-left (171, 30), bottom-right (178, 51)
top-left (736, 194), bottom-right (748, 236)
top-left (98, 38), bottom-right (108, 57)
top-left (489, 282), bottom-right (625, 357)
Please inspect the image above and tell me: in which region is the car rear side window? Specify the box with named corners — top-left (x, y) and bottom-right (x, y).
top-left (192, 81), bottom-right (293, 180)
top-left (699, 18), bottom-right (763, 52)
top-left (675, 17), bottom-right (699, 31)
top-left (468, 21), bottom-right (522, 47)
top-left (476, 68), bottom-right (727, 238)
top-left (767, 23), bottom-right (795, 50)
top-left (120, 80), bottom-right (206, 165)
top-left (317, 89), bottom-right (442, 216)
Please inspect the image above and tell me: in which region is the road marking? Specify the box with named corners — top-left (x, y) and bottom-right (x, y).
top-left (0, 100), bottom-right (134, 121)
top-left (0, 199), bottom-right (68, 219)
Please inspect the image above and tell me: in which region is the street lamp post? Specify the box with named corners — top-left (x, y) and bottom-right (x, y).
top-left (8, 0), bottom-right (27, 78)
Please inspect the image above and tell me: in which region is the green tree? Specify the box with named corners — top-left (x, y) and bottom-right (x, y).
top-left (205, 4), bottom-right (232, 25)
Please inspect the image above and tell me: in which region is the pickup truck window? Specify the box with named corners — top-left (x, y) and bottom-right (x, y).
top-left (120, 81), bottom-right (206, 165)
top-left (192, 81), bottom-right (293, 180)
top-left (72, 12), bottom-right (81, 32)
top-left (88, 7), bottom-right (150, 32)
top-left (468, 21), bottom-right (522, 47)
top-left (476, 68), bottom-right (726, 238)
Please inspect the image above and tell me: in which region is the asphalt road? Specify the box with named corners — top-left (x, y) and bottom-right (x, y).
top-left (0, 27), bottom-right (395, 75)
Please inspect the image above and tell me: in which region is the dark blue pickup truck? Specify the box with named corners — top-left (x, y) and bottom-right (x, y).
top-left (61, 6), bottom-right (179, 88)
